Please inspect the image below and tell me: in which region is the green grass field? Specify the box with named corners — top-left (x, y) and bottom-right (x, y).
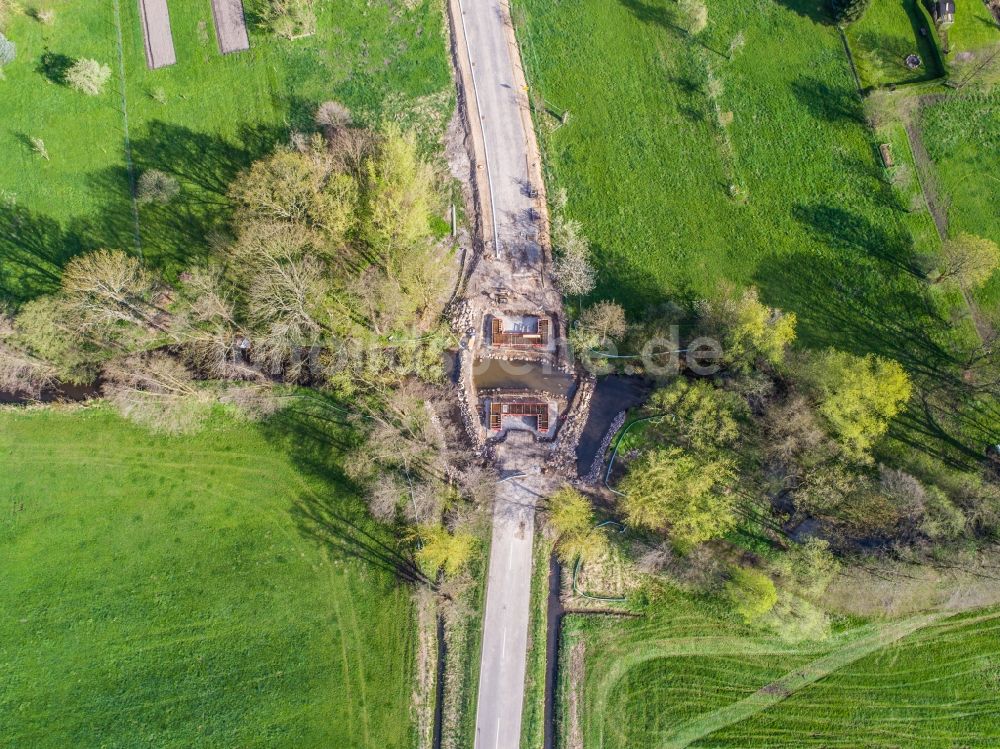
top-left (846, 0), bottom-right (942, 88)
top-left (0, 405), bottom-right (418, 748)
top-left (518, 0), bottom-right (931, 321)
top-left (0, 0), bottom-right (451, 302)
top-left (568, 588), bottom-right (1000, 748)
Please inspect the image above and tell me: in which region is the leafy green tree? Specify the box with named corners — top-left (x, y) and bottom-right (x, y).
top-left (361, 125), bottom-right (436, 258)
top-left (229, 144), bottom-right (357, 253)
top-left (619, 447), bottom-right (736, 548)
top-left (11, 296), bottom-right (100, 383)
top-left (414, 524), bottom-right (476, 577)
top-left (547, 486), bottom-right (608, 564)
top-left (771, 538), bottom-right (840, 599)
top-left (831, 0), bottom-right (872, 24)
top-left (702, 287), bottom-right (796, 370)
top-left (799, 349), bottom-right (912, 458)
top-left (646, 378), bottom-right (743, 452)
top-left (725, 566), bottom-right (778, 623)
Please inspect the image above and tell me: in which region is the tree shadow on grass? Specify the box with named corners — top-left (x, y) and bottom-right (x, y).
top-left (770, 0), bottom-right (835, 25)
top-left (36, 50), bottom-right (73, 85)
top-left (259, 396), bottom-right (431, 587)
top-left (791, 76), bottom-right (864, 125)
top-left (0, 204), bottom-right (94, 304)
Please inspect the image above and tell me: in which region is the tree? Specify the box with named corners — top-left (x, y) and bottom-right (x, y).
top-left (12, 296), bottom-right (100, 383)
top-left (414, 524), bottom-right (476, 577)
top-left (678, 0), bottom-right (708, 35)
top-left (229, 146), bottom-right (357, 252)
top-left (646, 378), bottom-right (743, 452)
top-left (137, 169), bottom-right (180, 204)
top-left (102, 352), bottom-right (213, 434)
top-left (360, 125), bottom-right (436, 258)
top-left (570, 301), bottom-right (626, 354)
top-left (65, 58), bottom-right (111, 96)
top-left (934, 233), bottom-right (1000, 288)
top-left (59, 249), bottom-right (160, 336)
top-left (315, 100), bottom-right (352, 131)
top-left (771, 538), bottom-right (839, 599)
top-left (799, 349), bottom-right (912, 458)
top-left (701, 287), bottom-right (796, 370)
top-left (170, 265), bottom-right (246, 380)
top-left (619, 447), bottom-right (736, 548)
top-left (831, 0), bottom-right (871, 24)
top-left (0, 315), bottom-right (56, 396)
top-left (547, 486), bottom-right (609, 564)
top-left (725, 566), bottom-right (778, 623)
top-left (552, 216), bottom-right (596, 296)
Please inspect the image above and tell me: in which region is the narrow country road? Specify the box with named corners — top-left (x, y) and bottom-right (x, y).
top-left (450, 0), bottom-right (552, 746)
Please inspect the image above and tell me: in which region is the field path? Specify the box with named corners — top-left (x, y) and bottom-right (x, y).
top-left (653, 612), bottom-right (949, 749)
top-left (137, 0), bottom-right (176, 69)
top-left (210, 0), bottom-right (250, 55)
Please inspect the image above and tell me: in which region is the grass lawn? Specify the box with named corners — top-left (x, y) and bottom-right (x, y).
top-left (0, 0), bottom-right (452, 303)
top-left (0, 405), bottom-right (418, 748)
top-left (846, 0), bottom-right (943, 88)
top-left (568, 587), bottom-right (1000, 748)
top-left (920, 89), bottom-right (1000, 323)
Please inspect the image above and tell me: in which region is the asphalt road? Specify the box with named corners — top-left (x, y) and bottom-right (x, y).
top-left (476, 434), bottom-right (558, 749)
top-left (455, 0), bottom-right (552, 746)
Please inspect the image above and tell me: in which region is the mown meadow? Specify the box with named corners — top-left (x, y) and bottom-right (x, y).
top-left (0, 0), bottom-right (452, 302)
top-left (568, 588), bottom-right (1000, 749)
top-left (0, 405), bottom-right (418, 748)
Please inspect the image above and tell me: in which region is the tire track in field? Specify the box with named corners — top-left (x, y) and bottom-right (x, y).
top-left (654, 611), bottom-right (950, 749)
top-left (343, 571), bottom-right (373, 746)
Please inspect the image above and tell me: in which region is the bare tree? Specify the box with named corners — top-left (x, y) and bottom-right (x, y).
top-left (137, 169), bottom-right (180, 204)
top-left (934, 233), bottom-right (1000, 288)
top-left (103, 352), bottom-right (213, 433)
top-left (315, 100), bottom-right (352, 131)
top-left (60, 249), bottom-right (160, 334)
top-left (571, 300), bottom-right (626, 353)
top-left (552, 216), bottom-right (596, 296)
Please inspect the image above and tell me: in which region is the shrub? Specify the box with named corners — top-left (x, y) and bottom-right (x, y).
top-left (263, 0), bottom-right (316, 39)
top-left (65, 58), bottom-right (111, 96)
top-left (725, 566), bottom-right (778, 624)
top-left (137, 169), bottom-right (180, 204)
top-left (315, 100), bottom-right (352, 130)
top-left (29, 137), bottom-right (48, 160)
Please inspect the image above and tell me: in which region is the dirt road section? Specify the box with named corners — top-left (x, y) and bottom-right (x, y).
top-left (211, 0), bottom-right (251, 55)
top-left (137, 0), bottom-right (176, 70)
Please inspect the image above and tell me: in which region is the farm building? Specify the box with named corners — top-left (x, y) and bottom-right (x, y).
top-left (933, 0), bottom-right (956, 26)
